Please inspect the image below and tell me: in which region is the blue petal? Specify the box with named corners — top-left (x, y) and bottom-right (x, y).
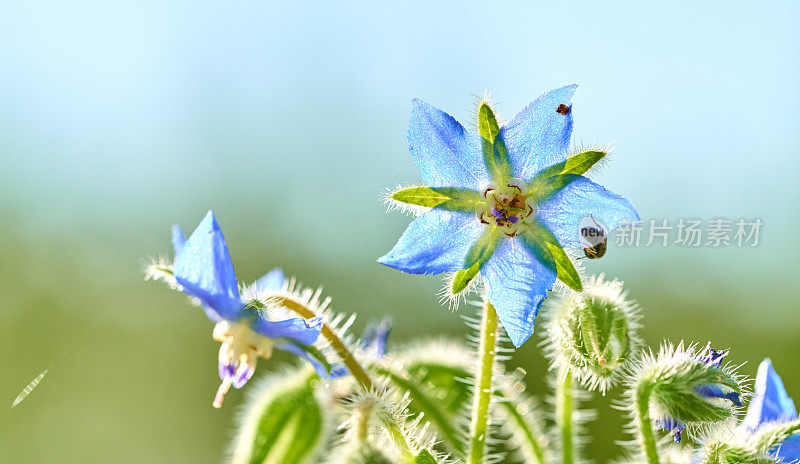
top-left (774, 434), bottom-right (800, 463)
top-left (481, 237), bottom-right (556, 347)
top-left (254, 268), bottom-right (285, 292)
top-left (251, 315), bottom-right (323, 346)
top-left (695, 384), bottom-right (742, 406)
top-left (501, 85), bottom-right (577, 182)
top-left (743, 359), bottom-right (798, 430)
top-left (378, 209), bottom-right (485, 275)
top-left (277, 342), bottom-right (349, 379)
top-left (408, 98), bottom-right (489, 189)
top-left (360, 318), bottom-right (392, 359)
top-left (172, 225), bottom-right (186, 257)
top-left (537, 176), bottom-right (640, 248)
top-left (173, 211), bottom-right (242, 322)
top-left (655, 417), bottom-right (686, 443)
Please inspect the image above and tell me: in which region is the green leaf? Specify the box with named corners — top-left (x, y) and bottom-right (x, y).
top-left (478, 102), bottom-right (513, 180)
top-left (520, 223), bottom-right (583, 292)
top-left (529, 150), bottom-right (607, 200)
top-left (415, 450), bottom-right (439, 464)
top-left (232, 369), bottom-right (327, 464)
top-left (390, 186), bottom-right (482, 213)
top-left (451, 229), bottom-right (502, 294)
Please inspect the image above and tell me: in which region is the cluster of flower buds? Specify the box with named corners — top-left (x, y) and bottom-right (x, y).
top-left (545, 274), bottom-right (642, 393)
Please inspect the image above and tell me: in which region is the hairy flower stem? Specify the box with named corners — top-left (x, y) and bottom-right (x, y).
top-left (557, 366), bottom-right (575, 464)
top-left (274, 296), bottom-right (373, 391)
top-left (468, 299), bottom-right (499, 464)
top-left (635, 381), bottom-right (660, 464)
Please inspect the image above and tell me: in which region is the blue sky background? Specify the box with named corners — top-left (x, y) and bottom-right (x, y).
top-left (0, 1), bottom-right (798, 462)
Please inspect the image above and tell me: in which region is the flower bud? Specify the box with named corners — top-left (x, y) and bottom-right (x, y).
top-left (545, 274), bottom-right (641, 393)
top-left (231, 367), bottom-right (330, 464)
top-left (628, 342), bottom-right (744, 443)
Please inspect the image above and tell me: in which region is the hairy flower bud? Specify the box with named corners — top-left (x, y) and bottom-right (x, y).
top-left (627, 342), bottom-right (744, 443)
top-left (545, 274), bottom-right (642, 393)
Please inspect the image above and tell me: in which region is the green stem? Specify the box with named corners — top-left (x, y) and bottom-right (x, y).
top-left (468, 300), bottom-right (499, 464)
top-left (275, 296), bottom-right (373, 391)
top-left (496, 399), bottom-right (549, 464)
top-left (557, 366), bottom-right (574, 464)
top-left (636, 382), bottom-right (660, 464)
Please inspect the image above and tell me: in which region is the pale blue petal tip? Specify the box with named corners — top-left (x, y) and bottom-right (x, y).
top-left (255, 268), bottom-right (285, 292)
top-left (408, 98), bottom-right (488, 189)
top-left (173, 210), bottom-right (243, 322)
top-left (481, 238), bottom-right (556, 347)
top-left (538, 176), bottom-right (640, 249)
top-left (503, 84), bottom-right (579, 181)
top-left (744, 359), bottom-right (798, 431)
top-left (171, 225), bottom-right (186, 257)
top-left (378, 209), bottom-right (484, 275)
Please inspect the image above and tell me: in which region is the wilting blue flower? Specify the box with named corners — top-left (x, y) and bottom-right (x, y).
top-left (741, 359), bottom-right (800, 462)
top-left (379, 85), bottom-right (639, 346)
top-left (170, 210), bottom-right (324, 407)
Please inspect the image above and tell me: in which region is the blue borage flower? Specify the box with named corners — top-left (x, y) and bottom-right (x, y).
top-left (741, 359), bottom-right (800, 462)
top-left (153, 210), bottom-right (331, 408)
top-left (379, 85), bottom-right (639, 347)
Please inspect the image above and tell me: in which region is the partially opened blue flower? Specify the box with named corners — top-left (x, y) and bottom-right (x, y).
top-left (741, 359), bottom-right (800, 462)
top-left (655, 345), bottom-right (742, 443)
top-left (379, 85), bottom-right (639, 346)
top-left (167, 211), bottom-right (324, 407)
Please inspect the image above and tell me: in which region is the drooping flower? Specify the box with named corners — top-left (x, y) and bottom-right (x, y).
top-left (379, 85), bottom-right (639, 346)
top-left (740, 359), bottom-right (800, 462)
top-left (149, 210), bottom-right (328, 408)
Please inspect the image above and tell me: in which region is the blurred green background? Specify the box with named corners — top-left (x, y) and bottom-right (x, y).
top-left (1, 1), bottom-right (798, 462)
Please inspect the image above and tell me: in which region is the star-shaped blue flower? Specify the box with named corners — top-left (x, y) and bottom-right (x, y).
top-left (379, 85), bottom-right (639, 346)
top-left (169, 211), bottom-right (325, 407)
top-left (741, 359), bottom-right (800, 462)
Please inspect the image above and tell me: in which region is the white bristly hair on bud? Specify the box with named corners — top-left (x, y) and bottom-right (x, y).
top-left (620, 340), bottom-right (748, 460)
top-left (542, 274), bottom-right (642, 395)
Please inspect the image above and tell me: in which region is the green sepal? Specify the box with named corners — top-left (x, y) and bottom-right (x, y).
top-left (529, 150), bottom-right (606, 201)
top-left (478, 102), bottom-right (513, 181)
top-left (520, 223), bottom-right (583, 292)
top-left (390, 186), bottom-right (482, 213)
top-left (415, 450), bottom-right (439, 464)
top-left (451, 229), bottom-right (502, 294)
top-left (232, 369), bottom-right (327, 464)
